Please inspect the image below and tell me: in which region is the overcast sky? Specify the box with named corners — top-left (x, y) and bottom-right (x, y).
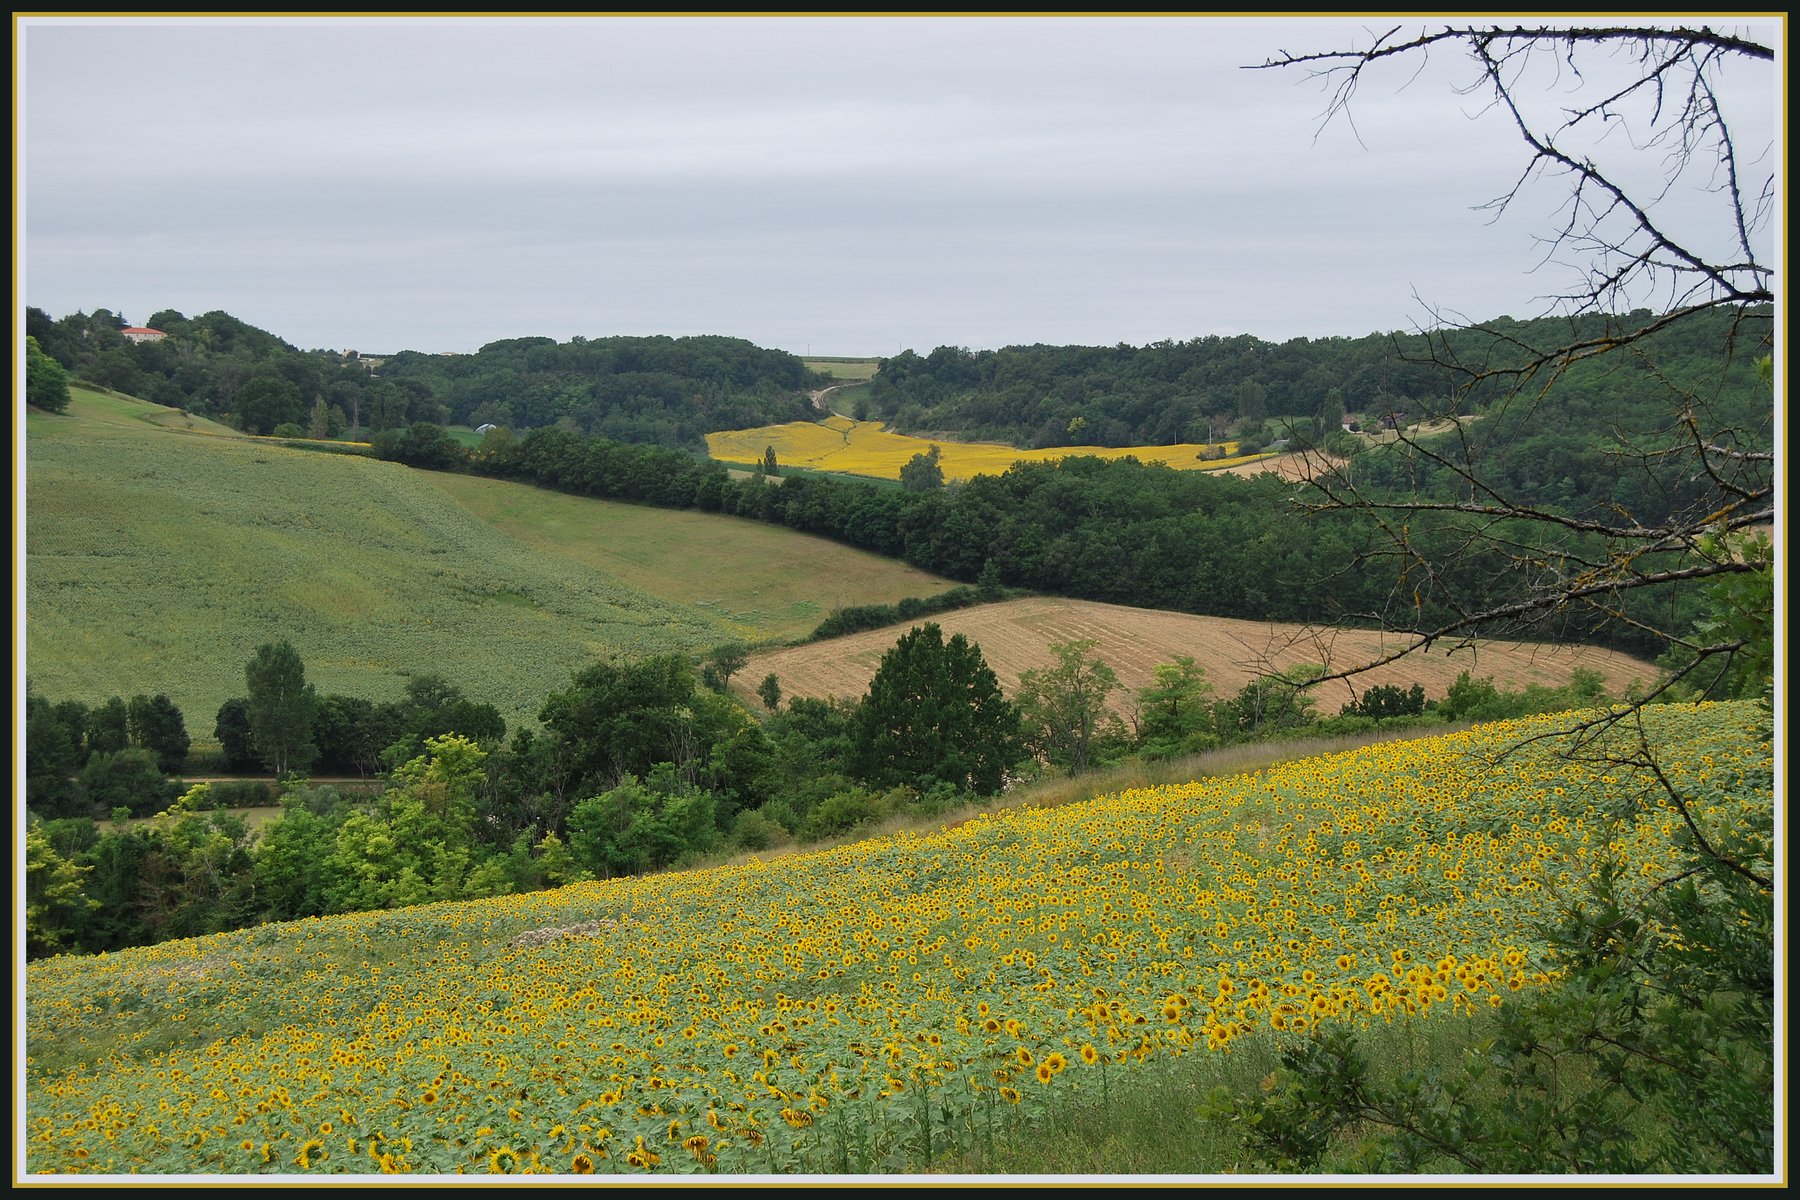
top-left (17, 14), bottom-right (1780, 357)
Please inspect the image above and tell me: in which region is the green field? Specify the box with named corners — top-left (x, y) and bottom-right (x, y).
top-left (23, 390), bottom-right (946, 731)
top-left (801, 357), bottom-right (882, 381)
top-left (425, 473), bottom-right (952, 641)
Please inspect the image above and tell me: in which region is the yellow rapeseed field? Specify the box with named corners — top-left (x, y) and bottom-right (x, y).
top-left (24, 703), bottom-right (1770, 1176)
top-left (707, 415), bottom-right (1270, 483)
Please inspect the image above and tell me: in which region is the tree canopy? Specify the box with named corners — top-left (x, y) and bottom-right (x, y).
top-left (850, 623), bottom-right (1022, 796)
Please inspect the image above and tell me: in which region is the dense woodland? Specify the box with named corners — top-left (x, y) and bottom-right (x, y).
top-left (24, 307), bottom-right (820, 447)
top-left (864, 308), bottom-right (1770, 455)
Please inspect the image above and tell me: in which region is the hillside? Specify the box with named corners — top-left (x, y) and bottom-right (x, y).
top-left (23, 703), bottom-right (1771, 1175)
top-left (741, 597), bottom-right (1655, 714)
top-left (422, 472), bottom-right (955, 641)
top-left (23, 389), bottom-right (954, 729)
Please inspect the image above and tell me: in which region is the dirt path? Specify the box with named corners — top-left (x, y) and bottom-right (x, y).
top-left (807, 383), bottom-right (854, 416)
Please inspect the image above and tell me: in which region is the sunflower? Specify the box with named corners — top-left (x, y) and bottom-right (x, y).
top-left (999, 1087), bottom-right (1022, 1104)
top-left (295, 1138), bottom-right (326, 1170)
top-left (1035, 1063), bottom-right (1054, 1084)
top-left (487, 1146), bottom-right (520, 1174)
top-left (570, 1153), bottom-right (595, 1174)
top-left (1079, 1044), bottom-right (1099, 1065)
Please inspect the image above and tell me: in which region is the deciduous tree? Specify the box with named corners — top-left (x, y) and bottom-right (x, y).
top-left (26, 336), bottom-right (71, 413)
top-left (244, 640), bottom-right (317, 777)
top-left (1015, 639), bottom-right (1124, 775)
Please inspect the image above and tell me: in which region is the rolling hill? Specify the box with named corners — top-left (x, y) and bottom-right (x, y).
top-left (23, 389), bottom-right (955, 730)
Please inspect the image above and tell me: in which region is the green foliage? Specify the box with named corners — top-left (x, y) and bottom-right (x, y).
top-left (851, 623), bottom-right (1023, 796)
top-left (1438, 669), bottom-right (1614, 723)
top-left (756, 672), bottom-right (783, 713)
top-left (86, 695), bottom-right (130, 757)
top-left (373, 421), bottom-right (468, 469)
top-left (25, 826), bottom-right (96, 958)
top-left (80, 748), bottom-right (178, 818)
top-left (26, 335), bottom-right (72, 413)
top-left (322, 735), bottom-right (492, 911)
top-left (1340, 682), bottom-right (1426, 721)
top-left (1133, 654), bottom-right (1217, 759)
top-left (799, 785), bottom-right (901, 842)
top-left (1223, 663), bottom-right (1323, 738)
top-left (706, 643), bottom-right (751, 690)
top-left (127, 692), bottom-right (190, 774)
top-left (237, 375), bottom-right (306, 435)
top-left (213, 698), bottom-right (260, 772)
top-left (730, 806), bottom-right (788, 852)
top-left (252, 791), bottom-right (350, 921)
top-left (26, 691), bottom-right (84, 817)
top-left (244, 641), bottom-right (317, 777)
top-left (899, 444), bottom-right (945, 493)
top-left (1661, 530), bottom-right (1775, 703)
top-left (538, 656), bottom-right (733, 799)
top-left (806, 585), bottom-right (1000, 642)
top-left (567, 774), bottom-right (720, 878)
top-left (1015, 639), bottom-right (1126, 775)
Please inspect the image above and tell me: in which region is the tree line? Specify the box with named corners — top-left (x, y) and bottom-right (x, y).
top-left (24, 307), bottom-right (822, 449)
top-left (27, 623), bottom-right (1660, 961)
top-left (862, 306), bottom-right (1769, 458)
top-left (471, 428), bottom-right (1693, 659)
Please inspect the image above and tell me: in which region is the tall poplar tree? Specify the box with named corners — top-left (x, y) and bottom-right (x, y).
top-left (244, 640), bottom-right (317, 777)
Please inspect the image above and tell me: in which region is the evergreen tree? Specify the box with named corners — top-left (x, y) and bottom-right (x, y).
top-left (850, 623), bottom-right (1022, 796)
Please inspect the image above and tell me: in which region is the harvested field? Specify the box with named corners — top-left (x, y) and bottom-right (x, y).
top-left (1213, 448), bottom-right (1335, 482)
top-left (741, 597), bottom-right (1655, 713)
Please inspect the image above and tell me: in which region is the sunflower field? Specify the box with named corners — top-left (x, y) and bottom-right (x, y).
top-left (706, 415), bottom-right (1269, 484)
top-left (24, 702), bottom-right (1772, 1176)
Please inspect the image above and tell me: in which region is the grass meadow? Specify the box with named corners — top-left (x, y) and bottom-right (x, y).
top-left (23, 392), bottom-right (735, 728)
top-left (23, 702), bottom-right (1771, 1176)
top-left (423, 473), bottom-right (955, 642)
top-left (801, 358), bottom-right (882, 382)
top-left (707, 415), bottom-right (1272, 484)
